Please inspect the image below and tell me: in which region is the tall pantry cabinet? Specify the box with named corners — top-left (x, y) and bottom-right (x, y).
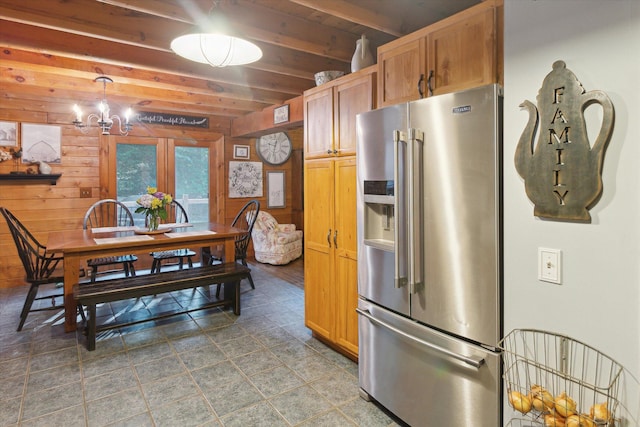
top-left (303, 66), bottom-right (376, 359)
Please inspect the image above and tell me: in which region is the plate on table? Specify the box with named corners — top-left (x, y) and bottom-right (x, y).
top-left (134, 228), bottom-right (172, 235)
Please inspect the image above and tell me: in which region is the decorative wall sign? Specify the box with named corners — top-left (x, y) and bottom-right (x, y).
top-left (515, 60), bottom-right (615, 222)
top-left (228, 161), bottom-right (263, 198)
top-left (273, 104), bottom-right (289, 124)
top-left (267, 171), bottom-right (285, 208)
top-left (136, 111), bottom-right (209, 128)
top-left (233, 145), bottom-right (250, 160)
top-left (0, 121), bottom-right (18, 146)
top-left (21, 124), bottom-right (61, 164)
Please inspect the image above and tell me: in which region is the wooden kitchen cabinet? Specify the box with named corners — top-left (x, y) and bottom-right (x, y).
top-left (303, 67), bottom-right (374, 359)
top-left (303, 87), bottom-right (333, 159)
top-left (377, 37), bottom-right (426, 107)
top-left (377, 0), bottom-right (502, 107)
top-left (304, 66), bottom-right (376, 159)
top-left (304, 157), bottom-right (358, 359)
top-left (304, 159), bottom-right (335, 342)
top-left (333, 157), bottom-right (358, 356)
top-left (428, 5), bottom-right (497, 96)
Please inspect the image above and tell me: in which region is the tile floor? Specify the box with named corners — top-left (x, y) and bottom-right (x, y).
top-left (0, 264), bottom-right (402, 427)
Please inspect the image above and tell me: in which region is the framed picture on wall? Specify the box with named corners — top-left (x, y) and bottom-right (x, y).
top-left (229, 161), bottom-right (263, 198)
top-left (20, 123), bottom-right (61, 164)
top-left (0, 121), bottom-right (18, 146)
top-left (273, 104), bottom-right (289, 124)
top-left (233, 144), bottom-right (250, 160)
top-left (267, 171), bottom-right (285, 208)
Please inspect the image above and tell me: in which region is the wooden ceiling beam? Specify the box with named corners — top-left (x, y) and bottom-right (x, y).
top-left (0, 0), bottom-right (359, 61)
top-left (0, 67), bottom-right (267, 115)
top-left (1, 89), bottom-right (246, 122)
top-left (95, 0), bottom-right (195, 24)
top-left (288, 0), bottom-right (405, 37)
top-left (101, 0), bottom-right (362, 61)
top-left (1, 48), bottom-right (298, 107)
top-left (0, 23), bottom-right (314, 96)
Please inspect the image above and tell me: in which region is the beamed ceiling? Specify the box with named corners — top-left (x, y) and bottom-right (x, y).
top-left (0, 0), bottom-right (481, 134)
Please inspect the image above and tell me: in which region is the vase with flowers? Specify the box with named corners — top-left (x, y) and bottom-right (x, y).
top-left (135, 186), bottom-right (173, 231)
top-left (0, 147), bottom-right (22, 172)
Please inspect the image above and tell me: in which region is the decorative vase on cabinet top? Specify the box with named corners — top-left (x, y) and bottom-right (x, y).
top-left (351, 35), bottom-right (374, 72)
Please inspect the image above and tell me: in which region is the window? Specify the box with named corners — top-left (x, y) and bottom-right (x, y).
top-left (173, 145), bottom-right (209, 223)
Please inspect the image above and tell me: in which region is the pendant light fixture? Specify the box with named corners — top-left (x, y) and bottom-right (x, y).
top-left (72, 76), bottom-right (133, 136)
top-left (170, 0), bottom-right (262, 67)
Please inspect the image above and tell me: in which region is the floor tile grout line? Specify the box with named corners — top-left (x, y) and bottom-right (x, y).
top-left (170, 321), bottom-right (223, 426)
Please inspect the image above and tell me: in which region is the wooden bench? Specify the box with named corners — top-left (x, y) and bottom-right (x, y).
top-left (74, 263), bottom-right (250, 350)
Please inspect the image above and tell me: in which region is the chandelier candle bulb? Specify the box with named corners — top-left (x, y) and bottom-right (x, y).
top-left (73, 105), bottom-right (83, 123)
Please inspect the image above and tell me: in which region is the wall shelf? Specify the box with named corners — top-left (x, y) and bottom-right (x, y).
top-left (0, 174), bottom-right (62, 185)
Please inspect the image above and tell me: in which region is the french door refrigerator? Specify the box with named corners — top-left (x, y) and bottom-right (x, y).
top-left (356, 84), bottom-right (503, 426)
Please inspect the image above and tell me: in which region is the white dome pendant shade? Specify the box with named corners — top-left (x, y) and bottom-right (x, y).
top-left (171, 33), bottom-right (262, 67)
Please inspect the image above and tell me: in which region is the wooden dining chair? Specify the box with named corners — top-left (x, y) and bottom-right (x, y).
top-left (150, 200), bottom-right (196, 273)
top-left (1, 207), bottom-right (67, 331)
top-left (203, 199), bottom-right (260, 297)
top-left (83, 199), bottom-right (138, 282)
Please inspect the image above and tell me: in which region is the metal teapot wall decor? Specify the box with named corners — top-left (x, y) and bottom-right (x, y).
top-left (515, 60), bottom-right (615, 222)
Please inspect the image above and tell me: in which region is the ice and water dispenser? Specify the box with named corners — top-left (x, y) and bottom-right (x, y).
top-left (362, 180), bottom-right (395, 252)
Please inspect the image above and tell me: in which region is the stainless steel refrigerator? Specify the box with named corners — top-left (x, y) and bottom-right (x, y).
top-left (356, 84), bottom-right (503, 426)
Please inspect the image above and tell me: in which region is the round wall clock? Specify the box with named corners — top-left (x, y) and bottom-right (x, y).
top-left (256, 132), bottom-right (292, 165)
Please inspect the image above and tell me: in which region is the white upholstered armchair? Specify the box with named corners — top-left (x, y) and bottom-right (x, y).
top-left (251, 211), bottom-right (303, 265)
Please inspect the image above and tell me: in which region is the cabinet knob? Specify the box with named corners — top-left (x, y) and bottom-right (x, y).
top-left (327, 229), bottom-right (332, 247)
top-left (333, 230), bottom-right (338, 248)
top-left (327, 149), bottom-right (333, 154)
top-left (333, 149), bottom-right (338, 154)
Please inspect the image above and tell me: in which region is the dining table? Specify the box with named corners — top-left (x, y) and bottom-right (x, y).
top-left (47, 222), bottom-right (244, 332)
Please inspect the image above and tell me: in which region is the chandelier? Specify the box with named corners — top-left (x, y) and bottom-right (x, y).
top-left (170, 1), bottom-right (262, 67)
top-left (73, 76), bottom-right (133, 136)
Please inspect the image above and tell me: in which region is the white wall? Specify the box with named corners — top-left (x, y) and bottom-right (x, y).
top-left (504, 0), bottom-right (640, 423)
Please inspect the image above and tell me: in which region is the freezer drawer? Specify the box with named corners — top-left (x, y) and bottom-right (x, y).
top-left (358, 299), bottom-right (502, 427)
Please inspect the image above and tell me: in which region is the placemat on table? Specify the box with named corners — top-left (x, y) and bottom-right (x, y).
top-left (91, 226), bottom-right (138, 233)
top-left (164, 230), bottom-right (217, 238)
top-left (94, 235), bottom-right (154, 244)
top-left (159, 223), bottom-right (193, 229)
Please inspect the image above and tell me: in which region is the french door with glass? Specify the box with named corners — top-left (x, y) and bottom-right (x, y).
top-left (102, 136), bottom-right (222, 225)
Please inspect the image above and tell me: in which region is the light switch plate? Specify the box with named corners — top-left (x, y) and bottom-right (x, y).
top-left (538, 247), bottom-right (562, 284)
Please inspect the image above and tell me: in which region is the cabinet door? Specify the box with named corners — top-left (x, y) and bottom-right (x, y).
top-left (333, 157), bottom-right (359, 356)
top-left (304, 87), bottom-right (334, 159)
top-left (427, 7), bottom-right (496, 95)
top-left (304, 159), bottom-right (335, 340)
top-left (377, 37), bottom-right (426, 107)
top-left (334, 73), bottom-right (375, 157)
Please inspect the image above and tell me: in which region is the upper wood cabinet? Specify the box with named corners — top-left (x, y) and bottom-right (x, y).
top-left (377, 37), bottom-right (426, 107)
top-left (377, 0), bottom-right (502, 107)
top-left (304, 66), bottom-right (376, 159)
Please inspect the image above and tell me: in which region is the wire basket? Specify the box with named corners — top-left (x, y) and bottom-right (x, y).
top-left (505, 419), bottom-right (543, 427)
top-left (501, 329), bottom-right (623, 426)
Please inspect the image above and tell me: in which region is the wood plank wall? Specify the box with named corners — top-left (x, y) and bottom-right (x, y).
top-left (0, 81), bottom-right (303, 289)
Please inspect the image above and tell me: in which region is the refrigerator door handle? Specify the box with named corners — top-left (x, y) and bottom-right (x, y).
top-left (408, 129), bottom-right (424, 294)
top-left (356, 308), bottom-right (486, 369)
top-left (393, 130), bottom-right (408, 288)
